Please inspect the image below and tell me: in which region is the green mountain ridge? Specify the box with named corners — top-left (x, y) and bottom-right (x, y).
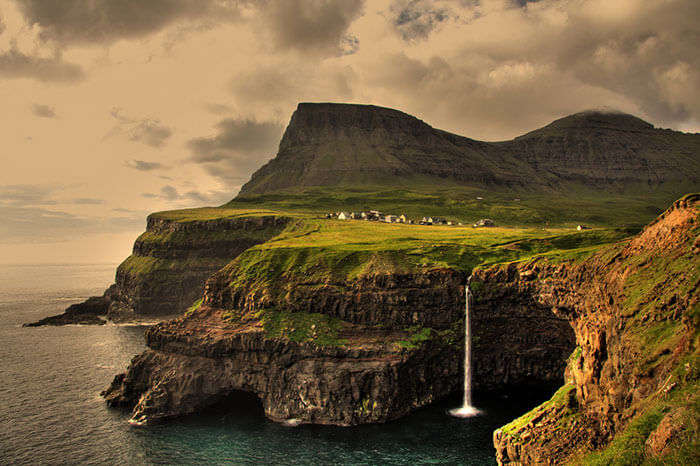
top-left (238, 103), bottom-right (700, 197)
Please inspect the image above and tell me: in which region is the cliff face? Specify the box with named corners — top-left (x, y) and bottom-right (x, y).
top-left (103, 307), bottom-right (463, 426)
top-left (103, 258), bottom-right (576, 425)
top-left (107, 214), bottom-right (289, 320)
top-left (238, 103), bottom-right (700, 196)
top-left (489, 194), bottom-right (699, 464)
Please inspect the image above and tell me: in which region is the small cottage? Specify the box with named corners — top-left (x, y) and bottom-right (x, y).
top-left (337, 212), bottom-right (349, 220)
top-left (473, 218), bottom-right (495, 228)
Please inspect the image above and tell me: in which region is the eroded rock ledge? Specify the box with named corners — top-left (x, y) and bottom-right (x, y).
top-left (103, 308), bottom-right (461, 426)
top-left (103, 264), bottom-right (576, 426)
top-left (490, 194), bottom-right (700, 464)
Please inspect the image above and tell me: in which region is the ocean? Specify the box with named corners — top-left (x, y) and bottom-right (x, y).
top-left (0, 263), bottom-right (546, 465)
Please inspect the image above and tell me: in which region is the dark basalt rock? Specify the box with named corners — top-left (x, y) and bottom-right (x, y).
top-left (24, 285), bottom-right (115, 326)
top-left (103, 264), bottom-right (577, 426)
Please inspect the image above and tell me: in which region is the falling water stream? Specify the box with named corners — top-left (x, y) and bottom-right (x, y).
top-left (449, 279), bottom-right (481, 418)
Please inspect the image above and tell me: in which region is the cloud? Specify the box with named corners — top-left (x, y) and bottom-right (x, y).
top-left (229, 62), bottom-right (355, 113)
top-left (361, 0), bottom-right (700, 138)
top-left (31, 103), bottom-right (56, 118)
top-left (141, 185), bottom-right (231, 205)
top-left (205, 103), bottom-right (236, 115)
top-left (388, 0), bottom-right (453, 41)
top-left (70, 198), bottom-right (104, 205)
top-left (258, 0), bottom-right (364, 56)
top-left (0, 204), bottom-right (144, 243)
top-left (0, 185), bottom-right (139, 242)
top-left (12, 0), bottom-right (243, 45)
top-left (124, 159), bottom-right (168, 171)
top-left (0, 184), bottom-right (57, 206)
top-left (0, 47), bottom-right (85, 83)
top-left (186, 118), bottom-right (284, 185)
top-left (106, 108), bottom-right (173, 148)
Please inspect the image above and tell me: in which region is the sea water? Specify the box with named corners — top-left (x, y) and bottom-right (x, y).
top-left (0, 264), bottom-right (549, 465)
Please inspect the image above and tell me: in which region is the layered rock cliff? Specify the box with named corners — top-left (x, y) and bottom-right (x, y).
top-left (106, 213), bottom-right (289, 320)
top-left (103, 255), bottom-right (576, 425)
top-left (488, 194), bottom-right (699, 464)
top-left (27, 211), bottom-right (290, 326)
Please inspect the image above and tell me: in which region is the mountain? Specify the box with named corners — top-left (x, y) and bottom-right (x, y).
top-left (238, 103), bottom-right (700, 196)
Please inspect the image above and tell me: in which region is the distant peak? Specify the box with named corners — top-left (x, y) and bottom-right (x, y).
top-left (545, 109), bottom-right (654, 131)
top-left (294, 102), bottom-right (419, 119)
top-left (280, 102), bottom-right (430, 149)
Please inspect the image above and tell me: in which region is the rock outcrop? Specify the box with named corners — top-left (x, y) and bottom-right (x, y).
top-left (490, 193), bottom-right (700, 464)
top-left (24, 285), bottom-right (116, 326)
top-left (103, 307), bottom-right (462, 426)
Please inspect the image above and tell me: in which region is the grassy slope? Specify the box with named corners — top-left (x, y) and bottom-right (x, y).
top-left (142, 189), bottom-right (647, 307)
top-left (229, 186), bottom-right (686, 228)
top-left (214, 216), bottom-right (636, 306)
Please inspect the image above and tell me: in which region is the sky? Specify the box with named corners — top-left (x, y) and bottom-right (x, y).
top-left (0, 0), bottom-right (698, 264)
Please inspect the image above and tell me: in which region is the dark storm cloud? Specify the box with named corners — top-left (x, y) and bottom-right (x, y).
top-left (12, 0), bottom-right (244, 45)
top-left (124, 160), bottom-right (168, 171)
top-left (187, 118), bottom-right (283, 185)
top-left (259, 0), bottom-right (364, 56)
top-left (388, 0), bottom-right (452, 41)
top-left (0, 47), bottom-right (84, 83)
top-left (107, 108), bottom-right (173, 148)
top-left (31, 103), bottom-right (56, 118)
top-left (13, 0), bottom-right (363, 55)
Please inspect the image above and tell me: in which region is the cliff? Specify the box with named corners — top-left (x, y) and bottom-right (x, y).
top-left (238, 103), bottom-right (700, 196)
top-left (25, 210), bottom-right (290, 326)
top-left (102, 251), bottom-right (576, 425)
top-left (106, 212), bottom-right (289, 321)
top-left (488, 193), bottom-right (699, 464)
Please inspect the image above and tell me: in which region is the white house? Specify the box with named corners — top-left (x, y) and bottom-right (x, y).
top-left (338, 212), bottom-right (349, 220)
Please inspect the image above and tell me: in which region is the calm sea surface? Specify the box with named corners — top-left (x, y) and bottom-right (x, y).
top-left (1, 263), bottom-right (547, 465)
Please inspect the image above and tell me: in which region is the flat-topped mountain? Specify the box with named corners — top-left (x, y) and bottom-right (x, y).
top-left (238, 103), bottom-right (700, 196)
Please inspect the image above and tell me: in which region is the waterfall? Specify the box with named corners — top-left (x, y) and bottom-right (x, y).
top-left (449, 279), bottom-right (481, 418)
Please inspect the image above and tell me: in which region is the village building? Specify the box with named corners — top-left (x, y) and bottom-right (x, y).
top-left (337, 212), bottom-right (349, 220)
top-left (473, 218), bottom-right (495, 228)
